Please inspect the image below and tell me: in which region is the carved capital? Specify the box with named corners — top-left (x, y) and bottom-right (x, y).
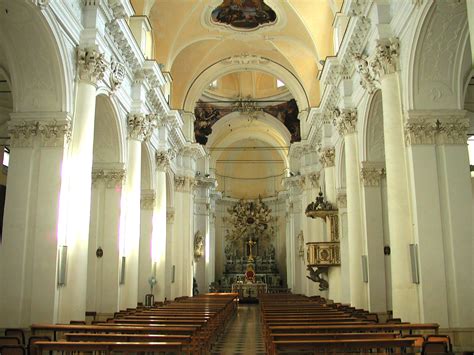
top-left (155, 149), bottom-right (175, 171)
top-left (319, 147), bottom-right (335, 168)
top-left (371, 38), bottom-right (400, 78)
top-left (282, 176), bottom-right (305, 192)
top-left (353, 53), bottom-right (377, 94)
top-left (405, 119), bottom-right (438, 145)
top-left (334, 108), bottom-right (357, 136)
top-left (167, 209), bottom-right (175, 224)
top-left (8, 120), bottom-right (71, 148)
top-left (92, 168), bottom-right (126, 188)
top-left (110, 61), bottom-right (125, 92)
top-left (77, 47), bottom-right (107, 84)
top-left (360, 163), bottom-right (385, 187)
top-left (30, 0), bottom-right (50, 8)
top-left (174, 175), bottom-right (195, 192)
top-left (141, 192), bottom-right (156, 210)
top-left (127, 113), bottom-right (157, 141)
top-left (437, 118), bottom-right (470, 145)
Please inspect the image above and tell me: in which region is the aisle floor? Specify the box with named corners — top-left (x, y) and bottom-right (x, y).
top-left (211, 303), bottom-right (266, 355)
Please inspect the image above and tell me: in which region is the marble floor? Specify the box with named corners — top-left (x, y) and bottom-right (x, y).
top-left (211, 304), bottom-right (266, 355)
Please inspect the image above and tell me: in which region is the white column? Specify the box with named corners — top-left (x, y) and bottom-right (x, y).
top-left (119, 113), bottom-right (155, 309)
top-left (138, 190), bottom-right (155, 305)
top-left (0, 117), bottom-right (71, 327)
top-left (172, 175), bottom-right (195, 298)
top-left (87, 169), bottom-right (125, 314)
top-left (360, 162), bottom-right (387, 313)
top-left (372, 38), bottom-right (419, 322)
top-left (321, 147), bottom-right (342, 302)
top-left (405, 111), bottom-right (473, 328)
top-left (56, 47), bottom-right (107, 322)
top-left (153, 151), bottom-right (170, 302)
top-left (335, 109), bottom-right (367, 309)
top-left (165, 208), bottom-right (175, 301)
top-left (336, 191), bottom-right (350, 304)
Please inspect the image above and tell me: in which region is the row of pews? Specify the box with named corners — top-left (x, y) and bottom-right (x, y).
top-left (260, 293), bottom-right (451, 354)
top-left (23, 293), bottom-right (237, 355)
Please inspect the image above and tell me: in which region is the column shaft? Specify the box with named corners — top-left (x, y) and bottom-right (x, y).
top-left (380, 73), bottom-right (419, 321)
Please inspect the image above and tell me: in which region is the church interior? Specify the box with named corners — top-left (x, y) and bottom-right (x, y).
top-left (0, 0), bottom-right (473, 353)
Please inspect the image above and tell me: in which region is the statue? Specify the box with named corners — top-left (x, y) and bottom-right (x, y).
top-left (306, 265), bottom-right (329, 291)
top-left (297, 230), bottom-right (304, 257)
top-left (194, 230), bottom-right (204, 260)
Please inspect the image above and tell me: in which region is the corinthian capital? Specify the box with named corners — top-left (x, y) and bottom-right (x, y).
top-left (334, 108), bottom-right (357, 136)
top-left (319, 147), bottom-right (335, 168)
top-left (127, 113), bottom-right (157, 141)
top-left (371, 38), bottom-right (400, 78)
top-left (30, 0), bottom-right (50, 8)
top-left (360, 162), bottom-right (385, 187)
top-left (353, 53), bottom-right (377, 94)
top-left (155, 149), bottom-right (175, 171)
top-left (77, 47), bottom-right (107, 84)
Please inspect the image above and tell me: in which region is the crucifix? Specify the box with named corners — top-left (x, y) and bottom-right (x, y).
top-left (246, 238), bottom-right (256, 262)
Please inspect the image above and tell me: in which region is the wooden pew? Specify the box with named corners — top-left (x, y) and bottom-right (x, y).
top-left (34, 340), bottom-right (186, 354)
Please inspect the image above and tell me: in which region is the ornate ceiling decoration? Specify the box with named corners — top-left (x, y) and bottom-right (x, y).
top-left (194, 98), bottom-right (300, 145)
top-left (211, 0), bottom-right (277, 30)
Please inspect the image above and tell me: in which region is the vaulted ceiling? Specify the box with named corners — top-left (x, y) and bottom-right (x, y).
top-left (131, 0), bottom-right (342, 109)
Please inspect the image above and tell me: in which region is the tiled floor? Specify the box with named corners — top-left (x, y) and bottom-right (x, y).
top-left (211, 303), bottom-right (266, 355)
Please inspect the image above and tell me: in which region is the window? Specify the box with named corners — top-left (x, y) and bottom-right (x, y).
top-left (276, 79), bottom-right (285, 88)
top-left (209, 80), bottom-right (218, 89)
top-left (2, 147), bottom-right (9, 168)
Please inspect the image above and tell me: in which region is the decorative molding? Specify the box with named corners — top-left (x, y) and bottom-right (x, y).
top-left (353, 53), bottom-right (377, 94)
top-left (306, 172), bottom-right (320, 189)
top-left (221, 53), bottom-right (270, 66)
top-left (77, 47), bottom-right (107, 85)
top-left (92, 168), bottom-right (126, 188)
top-left (8, 120), bottom-right (71, 148)
top-left (404, 119), bottom-right (438, 145)
top-left (360, 162), bottom-right (385, 187)
top-left (405, 110), bottom-right (469, 145)
top-left (282, 175), bottom-right (305, 192)
top-left (319, 147), bottom-right (335, 168)
top-left (141, 191), bottom-right (156, 210)
top-left (336, 191), bottom-right (347, 209)
top-left (166, 208), bottom-right (175, 224)
top-left (195, 176), bottom-right (217, 189)
top-left (155, 149), bottom-right (175, 171)
top-left (30, 0), bottom-right (50, 8)
top-left (371, 38), bottom-right (400, 78)
top-left (334, 108), bottom-right (357, 136)
top-left (174, 175), bottom-right (195, 192)
top-left (109, 61), bottom-right (125, 92)
top-left (127, 113), bottom-right (157, 141)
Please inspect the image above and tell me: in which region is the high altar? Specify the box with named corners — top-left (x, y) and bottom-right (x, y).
top-left (213, 197), bottom-right (283, 295)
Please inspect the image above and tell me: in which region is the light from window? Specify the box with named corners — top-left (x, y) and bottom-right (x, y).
top-left (277, 79), bottom-right (285, 88)
top-left (2, 147), bottom-right (9, 167)
top-left (209, 80), bottom-right (218, 89)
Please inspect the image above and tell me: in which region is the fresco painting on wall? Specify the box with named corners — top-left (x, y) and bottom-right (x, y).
top-left (211, 0), bottom-right (277, 30)
top-left (194, 99), bottom-right (300, 145)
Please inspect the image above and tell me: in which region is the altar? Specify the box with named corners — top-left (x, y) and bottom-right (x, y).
top-left (232, 282), bottom-right (267, 302)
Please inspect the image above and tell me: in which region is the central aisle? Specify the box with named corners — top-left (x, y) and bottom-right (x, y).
top-left (211, 304), bottom-right (266, 354)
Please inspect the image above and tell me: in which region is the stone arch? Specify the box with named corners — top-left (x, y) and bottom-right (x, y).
top-left (335, 139), bottom-right (346, 190)
top-left (407, 0), bottom-right (471, 110)
top-left (0, 1), bottom-right (69, 113)
top-left (363, 90), bottom-right (385, 163)
top-left (141, 142), bottom-right (155, 191)
top-left (182, 59), bottom-right (310, 113)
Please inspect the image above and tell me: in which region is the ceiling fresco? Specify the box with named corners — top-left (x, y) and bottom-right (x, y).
top-left (194, 98), bottom-right (300, 145)
top-left (211, 0), bottom-right (277, 30)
